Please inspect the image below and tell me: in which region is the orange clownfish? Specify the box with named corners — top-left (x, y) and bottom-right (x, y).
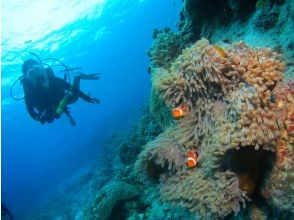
top-left (212, 45), bottom-right (227, 58)
top-left (186, 151), bottom-right (198, 168)
top-left (171, 103), bottom-right (189, 119)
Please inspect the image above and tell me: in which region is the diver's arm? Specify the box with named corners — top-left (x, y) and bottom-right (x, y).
top-left (22, 81), bottom-right (40, 120)
top-left (24, 97), bottom-right (39, 120)
top-left (78, 91), bottom-right (100, 104)
top-left (53, 76), bottom-right (71, 90)
top-left (53, 76), bottom-right (99, 103)
top-left (57, 77), bottom-right (99, 103)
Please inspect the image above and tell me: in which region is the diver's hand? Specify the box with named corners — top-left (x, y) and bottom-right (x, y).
top-left (37, 111), bottom-right (47, 124)
top-left (38, 115), bottom-right (47, 124)
top-left (89, 96), bottom-right (100, 104)
top-left (63, 106), bottom-right (70, 114)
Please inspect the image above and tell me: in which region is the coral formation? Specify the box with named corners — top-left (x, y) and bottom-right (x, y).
top-left (81, 108), bottom-right (165, 219)
top-left (84, 181), bottom-right (141, 220)
top-left (149, 87), bottom-right (173, 129)
top-left (179, 0), bottom-right (294, 79)
top-left (148, 27), bottom-right (189, 70)
top-left (260, 81), bottom-right (294, 212)
top-left (254, 8), bottom-right (280, 31)
top-left (118, 107), bottom-right (163, 166)
top-left (136, 38), bottom-right (294, 218)
top-left (135, 129), bottom-right (186, 180)
top-left (160, 171), bottom-right (249, 218)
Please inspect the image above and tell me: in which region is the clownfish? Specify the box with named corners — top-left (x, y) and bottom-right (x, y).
top-left (212, 45), bottom-right (227, 58)
top-left (186, 151), bottom-right (198, 168)
top-left (171, 103), bottom-right (189, 119)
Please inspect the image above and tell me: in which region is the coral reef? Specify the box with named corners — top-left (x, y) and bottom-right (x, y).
top-left (81, 108), bottom-right (165, 219)
top-left (118, 107), bottom-right (162, 166)
top-left (254, 7), bottom-right (280, 31)
top-left (148, 27), bottom-right (190, 71)
top-left (149, 87), bottom-right (174, 129)
top-left (160, 171), bottom-right (250, 218)
top-left (84, 181), bottom-right (141, 220)
top-left (179, 0), bottom-right (294, 79)
top-left (260, 81), bottom-right (294, 212)
top-left (136, 38), bottom-right (294, 218)
top-left (135, 129), bottom-right (186, 180)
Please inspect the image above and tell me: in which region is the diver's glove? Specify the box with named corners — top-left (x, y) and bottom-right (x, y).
top-left (37, 111), bottom-right (47, 124)
top-left (88, 96), bottom-right (100, 104)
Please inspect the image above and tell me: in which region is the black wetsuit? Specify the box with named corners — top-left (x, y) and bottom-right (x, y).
top-left (22, 68), bottom-right (96, 124)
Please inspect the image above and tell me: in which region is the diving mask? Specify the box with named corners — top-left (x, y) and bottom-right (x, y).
top-left (26, 64), bottom-right (49, 87)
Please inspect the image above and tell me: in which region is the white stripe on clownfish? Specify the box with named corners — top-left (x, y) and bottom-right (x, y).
top-left (187, 157), bottom-right (196, 164)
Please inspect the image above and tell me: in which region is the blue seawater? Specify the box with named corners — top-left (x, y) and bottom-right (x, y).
top-left (1, 0), bottom-right (181, 218)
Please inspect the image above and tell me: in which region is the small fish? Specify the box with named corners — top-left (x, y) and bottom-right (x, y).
top-left (212, 45), bottom-right (227, 58)
top-left (186, 151), bottom-right (198, 168)
top-left (171, 103), bottom-right (189, 119)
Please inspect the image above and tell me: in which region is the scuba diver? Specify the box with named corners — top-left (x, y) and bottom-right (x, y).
top-left (14, 55), bottom-right (100, 126)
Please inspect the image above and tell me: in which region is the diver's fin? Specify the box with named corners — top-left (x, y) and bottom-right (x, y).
top-left (78, 73), bottom-right (100, 80)
top-left (64, 111), bottom-right (76, 126)
top-left (81, 93), bottom-right (100, 104)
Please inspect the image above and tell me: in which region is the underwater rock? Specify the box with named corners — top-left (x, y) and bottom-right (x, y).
top-left (136, 38), bottom-right (294, 218)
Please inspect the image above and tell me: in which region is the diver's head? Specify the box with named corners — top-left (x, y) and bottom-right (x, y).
top-left (22, 59), bottom-right (49, 87)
